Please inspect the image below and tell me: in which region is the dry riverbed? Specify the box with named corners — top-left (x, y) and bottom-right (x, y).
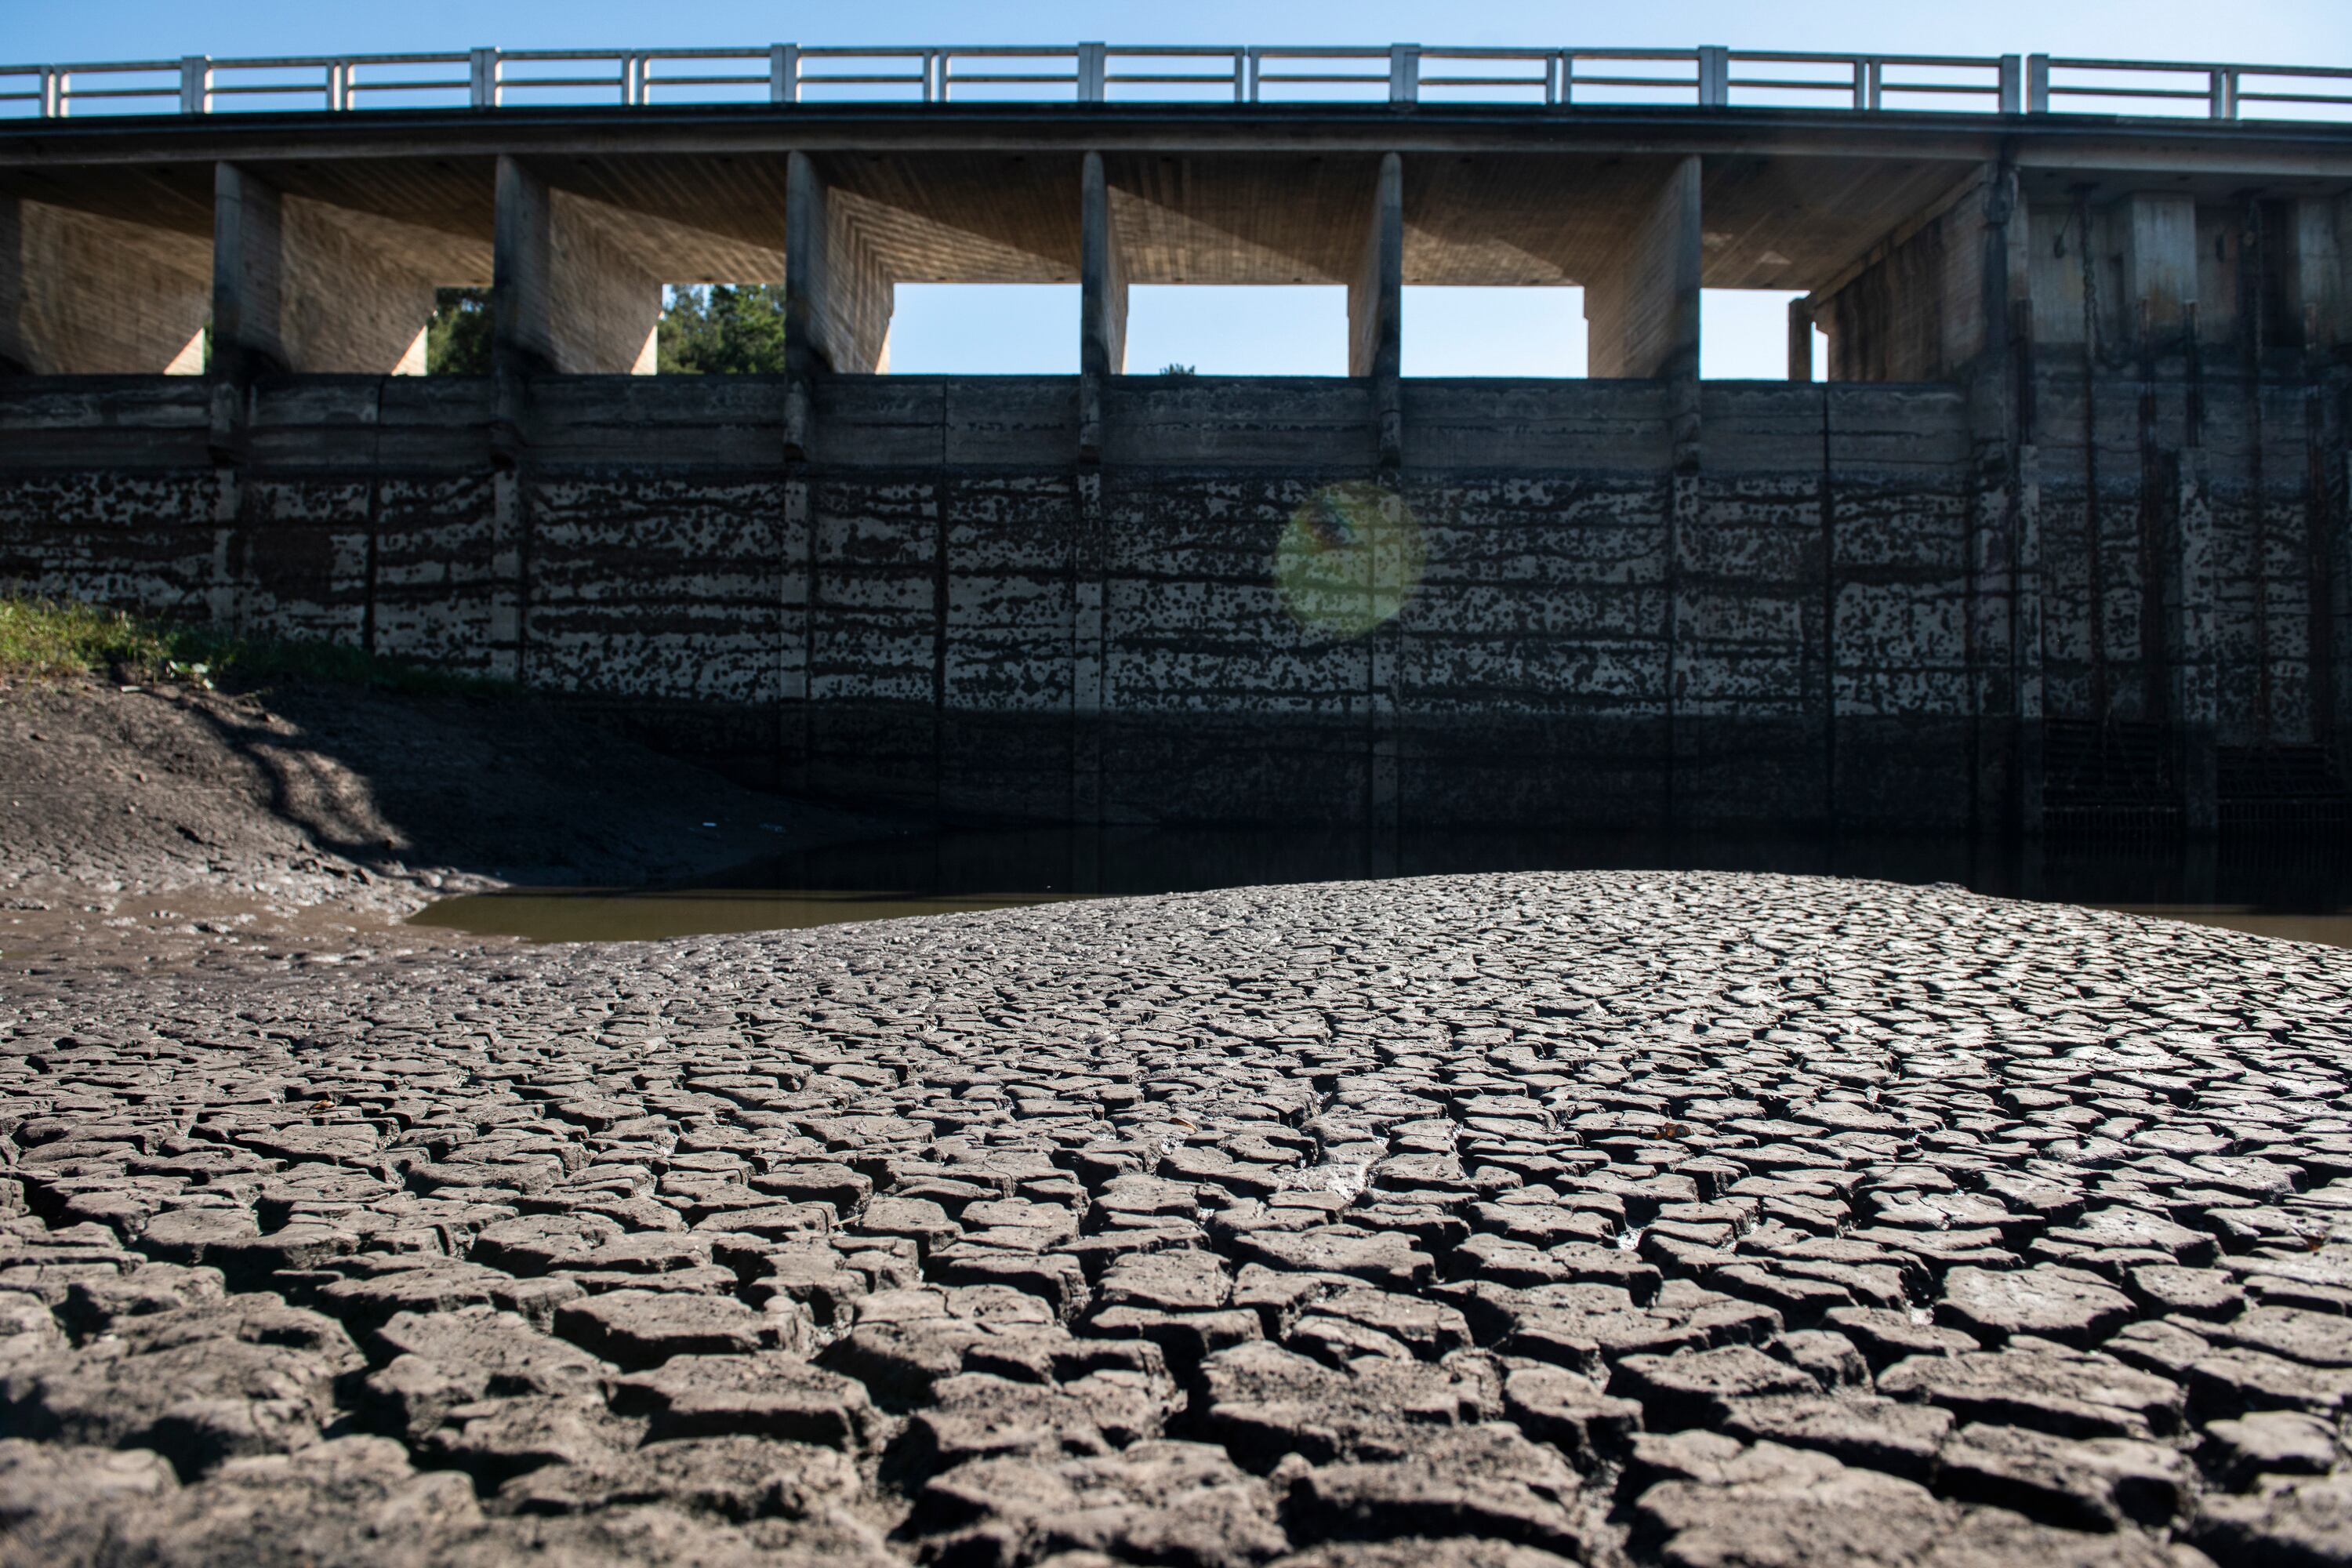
top-left (2, 674), bottom-right (2350, 1566)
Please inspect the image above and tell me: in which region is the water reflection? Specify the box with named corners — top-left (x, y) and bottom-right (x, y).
top-left (408, 827), bottom-right (2352, 947)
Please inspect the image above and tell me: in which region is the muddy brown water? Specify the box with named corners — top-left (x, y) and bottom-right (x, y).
top-left (405, 827), bottom-right (2352, 948)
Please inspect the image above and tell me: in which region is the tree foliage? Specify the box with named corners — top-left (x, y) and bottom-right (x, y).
top-left (657, 285), bottom-right (789, 374)
top-left (422, 284), bottom-right (790, 375)
top-left (426, 288), bottom-right (492, 375)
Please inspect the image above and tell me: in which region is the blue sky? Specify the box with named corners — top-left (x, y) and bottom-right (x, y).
top-left (15, 2), bottom-right (2349, 378)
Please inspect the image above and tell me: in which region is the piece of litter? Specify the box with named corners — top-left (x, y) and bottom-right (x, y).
top-left (701, 822), bottom-right (717, 827)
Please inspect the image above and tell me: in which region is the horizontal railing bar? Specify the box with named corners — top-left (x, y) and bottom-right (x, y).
top-left (1731, 76), bottom-right (1991, 93)
top-left (2048, 55), bottom-right (2350, 76)
top-left (2046, 85), bottom-right (2215, 100)
top-left (0, 59), bottom-right (178, 72)
top-left (1733, 49), bottom-right (2000, 67)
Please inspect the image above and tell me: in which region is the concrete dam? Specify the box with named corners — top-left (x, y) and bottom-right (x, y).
top-left (4, 44), bottom-right (2351, 834)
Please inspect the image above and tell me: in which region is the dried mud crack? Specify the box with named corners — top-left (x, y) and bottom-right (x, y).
top-left (4, 871), bottom-right (2350, 1566)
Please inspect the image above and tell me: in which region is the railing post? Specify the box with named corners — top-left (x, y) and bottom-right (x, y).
top-left (1866, 58), bottom-right (1883, 111)
top-left (39, 67), bottom-right (60, 118)
top-left (1697, 45), bottom-right (1730, 107)
top-left (1389, 43), bottom-right (1420, 105)
top-left (1998, 54), bottom-right (2023, 114)
top-left (1232, 48), bottom-right (1246, 103)
top-left (1850, 57), bottom-right (1867, 111)
top-left (179, 55), bottom-right (210, 115)
top-left (470, 47), bottom-right (499, 110)
top-left (770, 45), bottom-right (798, 104)
top-left (1246, 47), bottom-right (1261, 103)
top-left (2026, 54), bottom-right (2050, 113)
top-left (2209, 68), bottom-right (2237, 120)
top-left (1078, 41), bottom-right (1107, 104)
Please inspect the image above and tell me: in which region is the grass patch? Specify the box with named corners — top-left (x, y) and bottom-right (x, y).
top-left (0, 596), bottom-right (518, 697)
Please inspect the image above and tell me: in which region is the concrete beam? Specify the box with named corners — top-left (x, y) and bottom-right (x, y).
top-left (0, 195), bottom-right (208, 375)
top-left (1349, 152), bottom-right (1404, 466)
top-left (785, 151), bottom-right (895, 381)
top-left (494, 154), bottom-right (661, 377)
top-left (1584, 156), bottom-right (1700, 383)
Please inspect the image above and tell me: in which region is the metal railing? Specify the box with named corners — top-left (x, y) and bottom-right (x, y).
top-left (1, 44), bottom-right (2346, 122)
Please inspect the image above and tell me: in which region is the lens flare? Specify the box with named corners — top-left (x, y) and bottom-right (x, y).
top-left (1272, 482), bottom-right (1425, 641)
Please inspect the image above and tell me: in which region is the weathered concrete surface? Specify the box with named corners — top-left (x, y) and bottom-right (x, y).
top-left (3, 364), bottom-right (2339, 830)
top-left (4, 870), bottom-right (2351, 1564)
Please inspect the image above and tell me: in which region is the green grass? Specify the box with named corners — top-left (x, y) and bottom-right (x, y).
top-left (0, 596), bottom-right (517, 697)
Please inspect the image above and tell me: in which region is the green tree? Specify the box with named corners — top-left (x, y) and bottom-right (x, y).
top-left (659, 285), bottom-right (789, 374)
top-left (426, 288), bottom-right (492, 375)
top-left (422, 284), bottom-right (789, 375)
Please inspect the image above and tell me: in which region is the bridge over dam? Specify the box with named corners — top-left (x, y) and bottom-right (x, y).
top-left (5, 44), bottom-right (2352, 835)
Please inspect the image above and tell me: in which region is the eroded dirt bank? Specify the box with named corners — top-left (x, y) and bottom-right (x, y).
top-left (1, 673), bottom-right (880, 967)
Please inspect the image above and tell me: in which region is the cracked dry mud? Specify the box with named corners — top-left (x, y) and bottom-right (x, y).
top-left (5, 871), bottom-right (2352, 1566)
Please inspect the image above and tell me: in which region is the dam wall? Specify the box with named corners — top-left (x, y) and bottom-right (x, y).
top-left (3, 365), bottom-right (2337, 833)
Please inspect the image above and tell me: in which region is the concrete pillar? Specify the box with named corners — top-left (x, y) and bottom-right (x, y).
top-left (212, 165), bottom-right (287, 381)
top-left (1073, 158), bottom-right (1122, 815)
top-left (1348, 153), bottom-right (1405, 467)
top-left (1787, 300), bottom-right (1814, 382)
top-left (2118, 193), bottom-right (2199, 355)
top-left (2176, 448), bottom-right (2220, 832)
top-left (1079, 151), bottom-right (1128, 461)
top-left (493, 154), bottom-right (661, 377)
top-left (0, 195), bottom-right (208, 374)
top-left (783, 151), bottom-right (894, 383)
top-left (2287, 195), bottom-right (2349, 354)
top-left (2005, 192), bottom-right (2047, 835)
top-left (1584, 156), bottom-right (1702, 384)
